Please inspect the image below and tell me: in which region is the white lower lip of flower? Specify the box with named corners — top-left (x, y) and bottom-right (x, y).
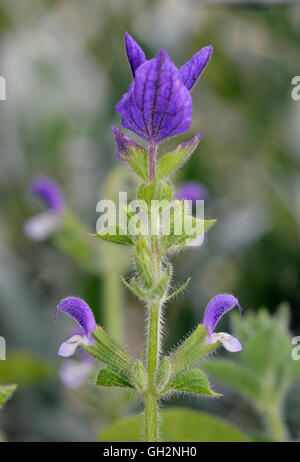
top-left (207, 332), bottom-right (242, 352)
top-left (58, 334), bottom-right (89, 357)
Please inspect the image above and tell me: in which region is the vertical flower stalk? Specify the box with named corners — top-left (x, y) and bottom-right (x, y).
top-left (56, 33), bottom-right (244, 443)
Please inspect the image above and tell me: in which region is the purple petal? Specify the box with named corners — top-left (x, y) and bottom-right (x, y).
top-left (203, 294), bottom-right (242, 334)
top-left (56, 297), bottom-right (96, 337)
top-left (179, 45), bottom-right (213, 91)
top-left (116, 49), bottom-right (192, 143)
top-left (111, 125), bottom-right (147, 161)
top-left (29, 176), bottom-right (65, 213)
top-left (177, 180), bottom-right (208, 204)
top-left (125, 32), bottom-right (146, 76)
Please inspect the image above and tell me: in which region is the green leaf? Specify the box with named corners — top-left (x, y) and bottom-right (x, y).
top-left (126, 146), bottom-right (149, 182)
top-left (168, 368), bottom-right (220, 397)
top-left (203, 359), bottom-right (262, 401)
top-left (99, 407), bottom-right (250, 442)
top-left (170, 324), bottom-right (218, 374)
top-left (156, 134), bottom-right (203, 180)
top-left (165, 277), bottom-right (191, 301)
top-left (133, 360), bottom-right (147, 390)
top-left (156, 357), bottom-right (171, 391)
top-left (137, 180), bottom-right (173, 211)
top-left (0, 384), bottom-right (17, 409)
top-left (96, 368), bottom-right (134, 389)
top-left (0, 351), bottom-right (51, 385)
top-left (83, 326), bottom-right (132, 376)
top-left (161, 201), bottom-right (215, 252)
top-left (92, 225), bottom-right (134, 246)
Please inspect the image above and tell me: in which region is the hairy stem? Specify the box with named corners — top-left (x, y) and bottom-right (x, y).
top-left (149, 142), bottom-right (157, 182)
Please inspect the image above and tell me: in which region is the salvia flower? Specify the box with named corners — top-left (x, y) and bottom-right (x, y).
top-left (177, 181), bottom-right (208, 205)
top-left (55, 297), bottom-right (96, 357)
top-left (115, 32), bottom-right (213, 144)
top-left (203, 294), bottom-right (242, 352)
top-left (24, 176), bottom-right (65, 241)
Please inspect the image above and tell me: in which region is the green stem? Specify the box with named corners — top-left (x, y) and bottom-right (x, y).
top-left (145, 300), bottom-right (160, 441)
top-left (263, 403), bottom-right (288, 441)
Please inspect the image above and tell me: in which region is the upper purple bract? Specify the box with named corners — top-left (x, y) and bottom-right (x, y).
top-left (125, 32), bottom-right (146, 76)
top-left (30, 176), bottom-right (65, 213)
top-left (179, 45), bottom-right (213, 91)
top-left (116, 33), bottom-right (213, 144)
top-left (177, 181), bottom-right (208, 204)
top-left (203, 294), bottom-right (242, 335)
top-left (56, 297), bottom-right (96, 339)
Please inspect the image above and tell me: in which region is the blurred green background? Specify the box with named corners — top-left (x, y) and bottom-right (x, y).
top-left (1, 0), bottom-right (300, 441)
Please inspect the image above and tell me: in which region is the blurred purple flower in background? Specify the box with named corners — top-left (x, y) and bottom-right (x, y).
top-left (115, 32), bottom-right (213, 144)
top-left (177, 180), bottom-right (208, 206)
top-left (55, 297), bottom-right (96, 357)
top-left (24, 176), bottom-right (65, 241)
top-left (203, 294), bottom-right (242, 352)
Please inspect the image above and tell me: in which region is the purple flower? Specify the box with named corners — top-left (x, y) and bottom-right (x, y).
top-left (24, 176), bottom-right (65, 241)
top-left (115, 33), bottom-right (213, 144)
top-left (177, 181), bottom-right (208, 205)
top-left (55, 297), bottom-right (96, 357)
top-left (203, 294), bottom-right (242, 352)
top-left (30, 176), bottom-right (65, 213)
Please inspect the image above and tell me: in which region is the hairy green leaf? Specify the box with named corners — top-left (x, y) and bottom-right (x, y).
top-left (156, 134), bottom-right (203, 180)
top-left (168, 368), bottom-right (220, 396)
top-left (92, 226), bottom-right (134, 246)
top-left (96, 368), bottom-right (134, 389)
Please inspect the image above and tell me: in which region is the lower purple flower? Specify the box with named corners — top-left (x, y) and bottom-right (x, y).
top-left (55, 297), bottom-right (96, 357)
top-left (203, 294), bottom-right (242, 352)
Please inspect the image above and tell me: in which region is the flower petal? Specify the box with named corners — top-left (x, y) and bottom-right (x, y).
top-left (221, 334), bottom-right (242, 352)
top-left (56, 297), bottom-right (96, 337)
top-left (125, 32), bottom-right (146, 76)
top-left (177, 181), bottom-right (208, 203)
top-left (23, 212), bottom-right (61, 241)
top-left (29, 176), bottom-right (65, 213)
top-left (58, 335), bottom-right (82, 357)
top-left (203, 294), bottom-right (242, 334)
top-left (111, 125), bottom-right (147, 161)
top-left (59, 359), bottom-right (94, 388)
top-left (116, 49), bottom-right (192, 143)
top-left (179, 45), bottom-right (213, 91)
